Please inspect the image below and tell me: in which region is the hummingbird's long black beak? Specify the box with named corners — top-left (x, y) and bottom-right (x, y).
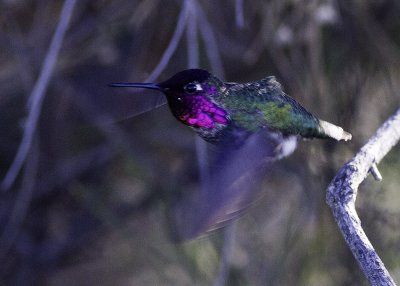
top-left (108, 82), bottom-right (162, 91)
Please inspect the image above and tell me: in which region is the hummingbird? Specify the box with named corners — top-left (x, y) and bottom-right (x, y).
top-left (110, 69), bottom-right (351, 240)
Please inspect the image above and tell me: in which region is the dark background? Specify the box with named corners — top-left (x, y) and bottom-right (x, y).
top-left (1, 1), bottom-right (399, 285)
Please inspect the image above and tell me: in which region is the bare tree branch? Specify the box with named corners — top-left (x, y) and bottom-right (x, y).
top-left (0, 135), bottom-right (39, 259)
top-left (235, 0), bottom-right (245, 28)
top-left (326, 108), bottom-right (400, 286)
top-left (193, 0), bottom-right (225, 78)
top-left (213, 223), bottom-right (236, 286)
top-left (144, 0), bottom-right (189, 82)
top-left (186, 0), bottom-right (199, 69)
top-left (1, 0), bottom-right (77, 192)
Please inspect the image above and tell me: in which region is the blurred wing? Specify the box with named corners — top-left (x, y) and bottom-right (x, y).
top-left (169, 130), bottom-right (291, 241)
top-left (90, 87), bottom-right (167, 122)
top-left (105, 89), bottom-right (166, 122)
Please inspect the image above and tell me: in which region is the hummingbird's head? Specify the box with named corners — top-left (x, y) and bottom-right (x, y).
top-left (110, 69), bottom-right (230, 142)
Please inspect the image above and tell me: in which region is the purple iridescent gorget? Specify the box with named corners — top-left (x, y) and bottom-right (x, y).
top-left (176, 95), bottom-right (228, 129)
top-left (164, 78), bottom-right (230, 129)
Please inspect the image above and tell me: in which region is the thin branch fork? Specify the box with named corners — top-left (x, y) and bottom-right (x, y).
top-left (326, 108), bottom-right (400, 286)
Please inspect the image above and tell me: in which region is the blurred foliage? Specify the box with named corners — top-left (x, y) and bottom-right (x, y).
top-left (0, 0), bottom-right (400, 285)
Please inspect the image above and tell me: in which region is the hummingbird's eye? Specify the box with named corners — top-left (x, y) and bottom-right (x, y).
top-left (184, 83), bottom-right (202, 94)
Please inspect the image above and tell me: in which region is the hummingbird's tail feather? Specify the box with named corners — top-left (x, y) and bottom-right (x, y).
top-left (319, 120), bottom-right (352, 141)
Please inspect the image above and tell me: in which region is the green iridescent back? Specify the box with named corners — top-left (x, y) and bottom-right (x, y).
top-left (220, 77), bottom-right (323, 138)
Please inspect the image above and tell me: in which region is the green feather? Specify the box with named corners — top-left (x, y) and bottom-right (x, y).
top-left (222, 77), bottom-right (322, 137)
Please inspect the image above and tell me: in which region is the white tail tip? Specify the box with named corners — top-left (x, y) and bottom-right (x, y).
top-left (319, 120), bottom-right (352, 141)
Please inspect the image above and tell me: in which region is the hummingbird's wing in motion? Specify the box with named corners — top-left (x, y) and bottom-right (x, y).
top-left (169, 130), bottom-right (294, 241)
top-left (106, 88), bottom-right (166, 121)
